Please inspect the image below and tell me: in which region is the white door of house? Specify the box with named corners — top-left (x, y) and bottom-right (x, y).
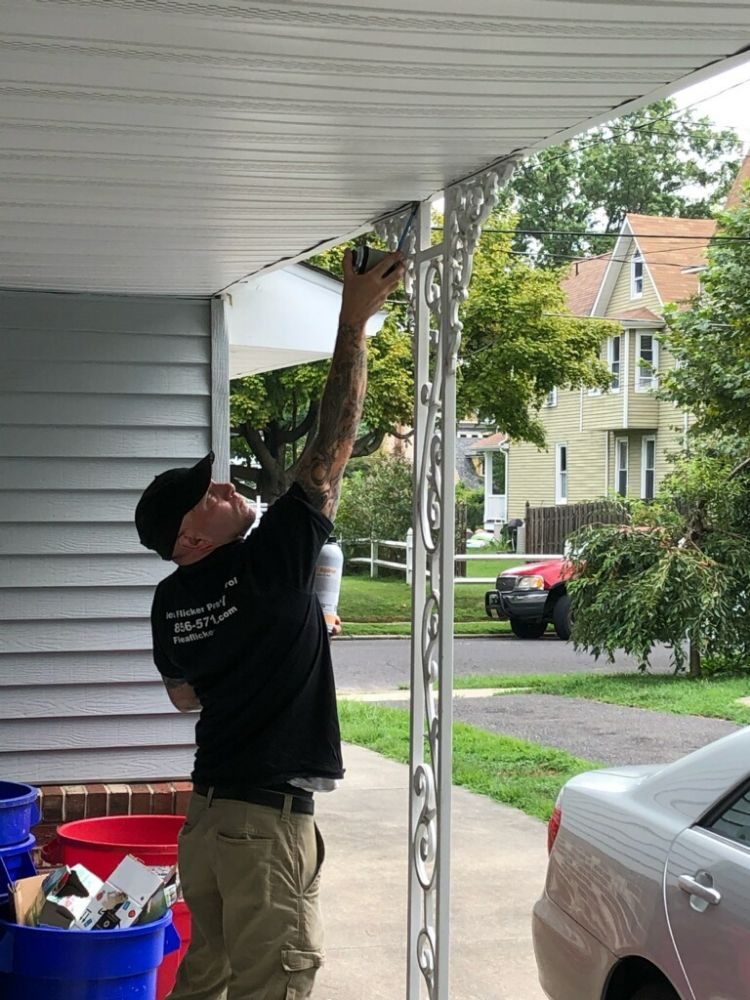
top-left (484, 451), bottom-right (507, 524)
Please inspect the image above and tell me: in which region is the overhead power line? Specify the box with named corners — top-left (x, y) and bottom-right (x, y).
top-left (435, 226), bottom-right (749, 242)
top-left (504, 248), bottom-right (703, 270)
top-left (514, 76), bottom-right (750, 168)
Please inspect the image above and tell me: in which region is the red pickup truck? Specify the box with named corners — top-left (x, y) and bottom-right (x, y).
top-left (485, 558), bottom-right (574, 640)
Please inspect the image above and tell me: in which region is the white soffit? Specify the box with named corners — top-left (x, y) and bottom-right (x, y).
top-left (227, 263), bottom-right (385, 378)
top-left (1, 0), bottom-right (749, 296)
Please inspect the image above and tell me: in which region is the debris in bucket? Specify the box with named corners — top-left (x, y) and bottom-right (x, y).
top-left (10, 854), bottom-right (180, 931)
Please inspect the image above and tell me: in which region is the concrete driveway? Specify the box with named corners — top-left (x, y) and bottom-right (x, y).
top-left (316, 744), bottom-right (547, 1000)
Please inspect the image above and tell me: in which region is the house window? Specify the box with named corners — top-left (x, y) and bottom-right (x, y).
top-left (492, 451), bottom-right (506, 496)
top-left (631, 249), bottom-right (644, 298)
top-left (608, 335), bottom-right (621, 391)
top-left (636, 333), bottom-right (659, 391)
top-left (615, 437), bottom-right (629, 497)
top-left (642, 436), bottom-right (656, 500)
top-left (544, 387), bottom-right (558, 408)
top-left (555, 444), bottom-right (568, 504)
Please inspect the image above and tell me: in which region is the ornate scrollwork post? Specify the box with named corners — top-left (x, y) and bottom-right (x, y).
top-left (377, 160), bottom-right (515, 999)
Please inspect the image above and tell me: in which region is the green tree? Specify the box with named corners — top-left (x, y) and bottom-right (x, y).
top-left (335, 454), bottom-right (413, 544)
top-left (457, 225), bottom-right (616, 446)
top-left (661, 191), bottom-right (750, 441)
top-left (568, 190), bottom-right (750, 676)
top-left (231, 219), bottom-right (616, 498)
top-left (230, 247), bottom-right (413, 500)
top-left (455, 482), bottom-right (485, 532)
top-left (500, 99), bottom-right (741, 264)
top-left (568, 451), bottom-right (750, 676)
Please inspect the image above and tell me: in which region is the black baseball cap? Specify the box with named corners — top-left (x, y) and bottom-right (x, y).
top-left (135, 452), bottom-right (214, 560)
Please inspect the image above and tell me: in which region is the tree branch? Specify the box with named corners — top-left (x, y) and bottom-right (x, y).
top-left (244, 425), bottom-right (276, 471)
top-left (729, 455), bottom-right (750, 480)
top-left (277, 401), bottom-right (319, 445)
top-left (390, 426), bottom-right (414, 442)
top-left (352, 429), bottom-right (386, 458)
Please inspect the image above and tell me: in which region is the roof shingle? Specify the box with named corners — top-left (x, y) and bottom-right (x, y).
top-left (626, 214), bottom-right (715, 305)
top-left (561, 254), bottom-right (610, 316)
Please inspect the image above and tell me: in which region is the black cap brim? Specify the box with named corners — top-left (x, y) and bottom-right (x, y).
top-left (135, 451), bottom-right (215, 560)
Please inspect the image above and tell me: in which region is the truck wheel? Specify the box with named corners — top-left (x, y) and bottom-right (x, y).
top-left (552, 594), bottom-right (573, 641)
top-left (509, 618), bottom-right (547, 639)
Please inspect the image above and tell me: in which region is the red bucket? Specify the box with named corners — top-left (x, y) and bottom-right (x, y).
top-left (49, 815), bottom-right (190, 1000)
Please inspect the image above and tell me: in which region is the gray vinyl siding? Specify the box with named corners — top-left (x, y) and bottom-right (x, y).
top-left (0, 291), bottom-right (213, 784)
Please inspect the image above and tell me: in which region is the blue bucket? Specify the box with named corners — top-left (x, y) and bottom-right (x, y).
top-left (0, 784), bottom-right (40, 848)
top-left (0, 909), bottom-right (180, 1000)
top-left (0, 836), bottom-right (36, 905)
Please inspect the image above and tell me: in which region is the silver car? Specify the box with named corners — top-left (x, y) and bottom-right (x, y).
top-left (533, 726), bottom-right (750, 1000)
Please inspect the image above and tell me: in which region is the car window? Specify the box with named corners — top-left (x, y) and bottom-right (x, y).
top-left (705, 784), bottom-right (750, 846)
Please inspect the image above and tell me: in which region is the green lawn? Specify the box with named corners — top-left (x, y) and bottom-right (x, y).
top-left (338, 572), bottom-right (521, 634)
top-left (453, 672), bottom-right (750, 725)
top-left (342, 620), bottom-right (511, 637)
top-left (462, 557), bottom-right (524, 579)
top-left (338, 699), bottom-right (596, 822)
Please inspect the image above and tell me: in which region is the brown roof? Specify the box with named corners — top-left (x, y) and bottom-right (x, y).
top-left (725, 153), bottom-right (750, 211)
top-left (608, 307), bottom-right (663, 324)
top-left (626, 213), bottom-right (716, 305)
top-left (561, 254), bottom-right (610, 316)
top-left (471, 432), bottom-right (507, 451)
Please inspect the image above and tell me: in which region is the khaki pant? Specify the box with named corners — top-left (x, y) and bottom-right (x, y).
top-left (168, 792), bottom-right (325, 1000)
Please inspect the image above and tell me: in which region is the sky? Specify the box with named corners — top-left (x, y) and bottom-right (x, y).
top-left (672, 60), bottom-right (750, 149)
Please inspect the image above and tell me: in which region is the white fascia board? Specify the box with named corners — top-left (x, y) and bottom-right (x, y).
top-left (474, 442), bottom-right (507, 453)
top-left (592, 218), bottom-right (665, 316)
top-left (640, 246), bottom-right (664, 311)
top-left (591, 218), bottom-right (633, 317)
top-left (227, 262), bottom-right (386, 378)
top-left (230, 346), bottom-right (332, 379)
top-left (619, 318), bottom-right (665, 329)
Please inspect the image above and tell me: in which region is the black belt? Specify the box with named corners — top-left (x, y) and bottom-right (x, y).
top-left (193, 783), bottom-right (314, 815)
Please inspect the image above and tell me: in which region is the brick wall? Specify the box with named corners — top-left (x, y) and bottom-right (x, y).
top-left (33, 781), bottom-right (192, 863)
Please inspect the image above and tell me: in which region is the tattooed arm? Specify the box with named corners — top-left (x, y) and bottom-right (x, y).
top-left (295, 248), bottom-right (405, 519)
top-left (162, 676), bottom-right (202, 713)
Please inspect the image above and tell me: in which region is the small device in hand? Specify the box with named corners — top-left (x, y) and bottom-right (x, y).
top-left (353, 202), bottom-right (419, 274)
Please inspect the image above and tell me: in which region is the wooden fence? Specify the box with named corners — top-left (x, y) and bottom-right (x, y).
top-left (524, 500), bottom-right (629, 554)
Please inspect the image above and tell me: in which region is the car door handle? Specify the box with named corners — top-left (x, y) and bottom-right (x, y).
top-left (678, 875), bottom-right (722, 906)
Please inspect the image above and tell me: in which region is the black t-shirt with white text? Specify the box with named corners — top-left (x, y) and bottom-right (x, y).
top-left (150, 484), bottom-right (344, 788)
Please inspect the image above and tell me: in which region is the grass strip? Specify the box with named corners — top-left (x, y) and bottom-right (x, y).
top-left (452, 672), bottom-right (750, 725)
top-left (339, 575), bottom-right (506, 624)
top-left (338, 699), bottom-right (597, 822)
top-left (343, 620), bottom-right (510, 637)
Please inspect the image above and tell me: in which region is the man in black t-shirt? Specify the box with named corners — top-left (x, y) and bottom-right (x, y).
top-left (134, 249), bottom-right (404, 1000)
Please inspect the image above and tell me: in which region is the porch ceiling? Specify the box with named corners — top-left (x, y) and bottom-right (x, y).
top-left (1, 1), bottom-right (749, 297)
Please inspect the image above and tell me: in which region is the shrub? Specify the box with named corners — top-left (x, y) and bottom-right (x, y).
top-left (456, 483), bottom-right (485, 530)
top-left (335, 454), bottom-right (413, 545)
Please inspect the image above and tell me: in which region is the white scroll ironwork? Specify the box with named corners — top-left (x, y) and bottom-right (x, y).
top-left (378, 160), bottom-right (515, 999)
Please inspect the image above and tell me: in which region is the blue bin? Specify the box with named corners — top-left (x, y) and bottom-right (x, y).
top-left (0, 910), bottom-right (180, 1000)
top-left (0, 836), bottom-right (36, 905)
top-left (0, 783), bottom-right (40, 848)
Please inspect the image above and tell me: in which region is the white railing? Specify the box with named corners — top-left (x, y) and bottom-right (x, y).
top-left (347, 529), bottom-right (563, 584)
top-left (348, 537), bottom-right (411, 578)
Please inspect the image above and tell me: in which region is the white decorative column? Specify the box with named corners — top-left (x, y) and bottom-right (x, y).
top-left (378, 159), bottom-right (515, 1000)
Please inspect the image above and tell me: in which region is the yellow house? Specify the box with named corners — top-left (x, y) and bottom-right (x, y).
top-left (503, 212), bottom-right (717, 520)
